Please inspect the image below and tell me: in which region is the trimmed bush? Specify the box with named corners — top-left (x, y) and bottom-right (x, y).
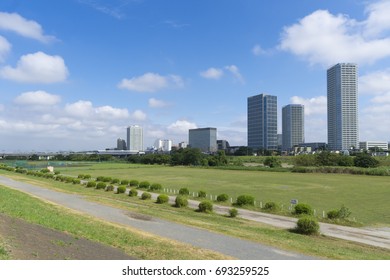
top-left (175, 195), bottom-right (188, 208)
top-left (327, 205), bottom-right (352, 220)
top-left (150, 183), bottom-right (162, 191)
top-left (156, 194), bottom-right (169, 204)
top-left (198, 200), bottom-right (213, 213)
top-left (86, 181), bottom-right (96, 188)
top-left (229, 208), bottom-right (238, 218)
top-left (216, 193), bottom-right (229, 202)
top-left (138, 181), bottom-right (150, 189)
top-left (141, 192), bottom-right (152, 200)
top-left (294, 203), bottom-right (313, 215)
top-left (129, 180), bottom-right (139, 187)
top-left (128, 188), bottom-right (138, 197)
top-left (96, 176), bottom-right (104, 182)
top-left (120, 179), bottom-right (129, 186)
top-left (198, 190), bottom-right (206, 198)
top-left (102, 177), bottom-right (112, 182)
top-left (235, 195), bottom-right (255, 206)
top-left (179, 188), bottom-right (190, 196)
top-left (111, 178), bottom-right (120, 184)
top-left (263, 202), bottom-right (279, 212)
top-left (78, 174), bottom-right (85, 179)
top-left (105, 185), bottom-right (114, 192)
top-left (72, 178), bottom-right (81, 184)
top-left (116, 186), bottom-right (127, 194)
top-left (96, 182), bottom-right (106, 189)
top-left (327, 209), bottom-right (339, 219)
top-left (295, 217), bottom-right (320, 235)
top-left (83, 174), bottom-right (91, 180)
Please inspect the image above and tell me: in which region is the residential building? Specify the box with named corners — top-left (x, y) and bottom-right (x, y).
top-left (247, 93), bottom-right (278, 150)
top-left (126, 125), bottom-right (143, 151)
top-left (154, 139), bottom-right (173, 152)
top-left (116, 138), bottom-right (127, 150)
top-left (189, 127), bottom-right (217, 153)
top-left (359, 141), bottom-right (388, 151)
top-left (327, 63), bottom-right (359, 151)
top-left (282, 104), bottom-right (304, 151)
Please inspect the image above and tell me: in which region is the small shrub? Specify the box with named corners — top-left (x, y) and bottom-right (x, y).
top-left (198, 190), bottom-right (206, 198)
top-left (77, 174), bottom-right (85, 179)
top-left (198, 200), bottom-right (213, 213)
top-left (105, 185), bottom-right (114, 192)
top-left (83, 174), bottom-right (91, 180)
top-left (175, 195), bottom-right (188, 208)
top-left (263, 156), bottom-right (282, 168)
top-left (327, 209), bottom-right (339, 219)
top-left (128, 188), bottom-right (138, 197)
top-left (72, 178), bottom-right (81, 184)
top-left (263, 202), bottom-right (279, 212)
top-left (179, 188), bottom-right (190, 196)
top-left (116, 186), bottom-right (127, 194)
top-left (229, 208), bottom-right (238, 218)
top-left (96, 176), bottom-right (104, 182)
top-left (156, 194), bottom-right (169, 204)
top-left (235, 195), bottom-right (255, 206)
top-left (150, 183), bottom-right (162, 191)
top-left (86, 181), bottom-right (96, 188)
top-left (102, 177), bottom-right (112, 183)
top-left (327, 205), bottom-right (352, 220)
top-left (295, 217), bottom-right (320, 235)
top-left (216, 193), bottom-right (229, 202)
top-left (294, 203), bottom-right (313, 215)
top-left (141, 192), bottom-right (152, 200)
top-left (96, 182), bottom-right (106, 189)
top-left (129, 180), bottom-right (139, 187)
top-left (120, 179), bottom-right (129, 186)
top-left (111, 178), bottom-right (120, 184)
top-left (138, 181), bottom-right (150, 189)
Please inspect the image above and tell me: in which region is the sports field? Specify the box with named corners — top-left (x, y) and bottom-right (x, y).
top-left (56, 162), bottom-right (390, 226)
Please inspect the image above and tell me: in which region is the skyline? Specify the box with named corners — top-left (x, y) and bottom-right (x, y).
top-left (1, 0), bottom-right (390, 151)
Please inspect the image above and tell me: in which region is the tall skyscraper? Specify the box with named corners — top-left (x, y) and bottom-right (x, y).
top-left (327, 63), bottom-right (358, 151)
top-left (247, 93), bottom-right (277, 150)
top-left (189, 127), bottom-right (217, 153)
top-left (282, 104), bottom-right (304, 151)
top-left (127, 125), bottom-right (143, 151)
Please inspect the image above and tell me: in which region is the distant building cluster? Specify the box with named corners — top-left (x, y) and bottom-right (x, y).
top-left (108, 62), bottom-right (387, 156)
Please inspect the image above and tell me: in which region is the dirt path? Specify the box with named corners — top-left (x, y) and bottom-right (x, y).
top-left (0, 176), bottom-right (312, 260)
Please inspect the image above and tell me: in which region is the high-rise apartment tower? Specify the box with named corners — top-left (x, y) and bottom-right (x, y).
top-left (126, 125), bottom-right (143, 151)
top-left (282, 104), bottom-right (304, 151)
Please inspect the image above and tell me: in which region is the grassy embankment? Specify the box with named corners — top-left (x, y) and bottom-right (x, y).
top-left (0, 169), bottom-right (389, 259)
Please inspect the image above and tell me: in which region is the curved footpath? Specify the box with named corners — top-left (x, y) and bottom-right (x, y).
top-left (0, 175), bottom-right (311, 260)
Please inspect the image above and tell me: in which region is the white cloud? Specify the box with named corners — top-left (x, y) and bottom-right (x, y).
top-left (252, 44), bottom-right (267, 56)
top-left (279, 8), bottom-right (390, 66)
top-left (225, 65), bottom-right (245, 84)
top-left (14, 91), bottom-right (61, 106)
top-left (167, 120), bottom-right (197, 135)
top-left (0, 36), bottom-right (11, 62)
top-left (0, 52), bottom-right (69, 83)
top-left (65, 100), bottom-right (94, 118)
top-left (200, 67), bottom-right (224, 80)
top-left (65, 100), bottom-right (129, 120)
top-left (130, 110), bottom-right (147, 121)
top-left (0, 12), bottom-right (55, 43)
top-left (118, 72), bottom-right (183, 93)
top-left (360, 69), bottom-right (390, 95)
top-left (148, 98), bottom-right (170, 108)
top-left (290, 96), bottom-right (327, 116)
top-left (364, 0), bottom-right (390, 38)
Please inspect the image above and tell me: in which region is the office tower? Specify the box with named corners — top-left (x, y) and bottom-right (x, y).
top-left (116, 138), bottom-right (127, 150)
top-left (155, 139), bottom-right (173, 152)
top-left (247, 93), bottom-right (277, 150)
top-left (126, 125), bottom-right (143, 151)
top-left (188, 127), bottom-right (217, 153)
top-left (327, 63), bottom-right (358, 151)
top-left (282, 104), bottom-right (304, 151)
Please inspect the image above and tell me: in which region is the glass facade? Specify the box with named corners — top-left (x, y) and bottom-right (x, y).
top-left (282, 104), bottom-right (304, 151)
top-left (188, 127), bottom-right (217, 153)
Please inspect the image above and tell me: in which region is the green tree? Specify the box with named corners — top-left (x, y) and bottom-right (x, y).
top-left (354, 154), bottom-right (380, 168)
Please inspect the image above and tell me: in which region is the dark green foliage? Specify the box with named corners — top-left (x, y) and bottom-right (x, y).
top-left (216, 193), bottom-right (229, 202)
top-left (354, 154), bottom-right (380, 168)
top-left (96, 176), bottom-right (104, 182)
top-left (96, 182), bottom-right (106, 189)
top-left (174, 195), bottom-right (188, 208)
top-left (295, 217), bottom-right (320, 235)
top-left (198, 200), bottom-right (213, 213)
top-left (294, 203), bottom-right (313, 215)
top-left (293, 155), bottom-right (316, 166)
top-left (116, 186), bottom-right (127, 194)
top-left (86, 181), bottom-right (96, 188)
top-left (198, 190), bottom-right (206, 198)
top-left (141, 192), bottom-right (152, 200)
top-left (235, 195), bottom-right (255, 206)
top-left (105, 185), bottom-right (114, 192)
top-left (170, 148), bottom-right (204, 166)
top-left (327, 205), bottom-right (352, 220)
top-left (229, 208), bottom-right (238, 218)
top-left (263, 156), bottom-right (282, 168)
top-left (120, 179), bottom-right (129, 186)
top-left (327, 210), bottom-right (340, 219)
top-left (138, 181), bottom-right (150, 189)
top-left (263, 202), bottom-right (279, 212)
top-left (129, 180), bottom-right (139, 187)
top-left (128, 188), bottom-right (138, 197)
top-left (150, 183), bottom-right (162, 191)
top-left (179, 188), bottom-right (190, 195)
top-left (111, 178), bottom-right (120, 184)
top-left (72, 178), bottom-right (81, 184)
top-left (156, 194), bottom-right (169, 204)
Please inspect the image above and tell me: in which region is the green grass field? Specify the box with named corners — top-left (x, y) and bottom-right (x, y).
top-left (54, 162), bottom-right (390, 226)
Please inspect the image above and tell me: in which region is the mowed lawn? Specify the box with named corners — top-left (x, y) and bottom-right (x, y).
top-left (57, 162), bottom-right (390, 226)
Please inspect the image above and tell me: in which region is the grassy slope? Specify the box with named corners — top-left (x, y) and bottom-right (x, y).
top-left (56, 163), bottom-right (390, 226)
top-left (1, 171), bottom-right (389, 259)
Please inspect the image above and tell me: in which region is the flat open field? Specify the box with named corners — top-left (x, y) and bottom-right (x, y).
top-left (55, 162), bottom-right (390, 226)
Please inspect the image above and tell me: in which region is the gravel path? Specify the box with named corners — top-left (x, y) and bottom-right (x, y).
top-left (0, 176), bottom-right (312, 260)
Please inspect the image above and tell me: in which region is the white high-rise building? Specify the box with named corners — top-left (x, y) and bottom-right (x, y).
top-left (154, 139), bottom-right (172, 152)
top-left (127, 125), bottom-right (143, 151)
top-left (327, 63), bottom-right (359, 151)
top-left (282, 104), bottom-right (304, 151)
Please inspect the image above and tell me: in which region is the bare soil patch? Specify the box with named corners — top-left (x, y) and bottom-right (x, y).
top-left (0, 213), bottom-right (135, 260)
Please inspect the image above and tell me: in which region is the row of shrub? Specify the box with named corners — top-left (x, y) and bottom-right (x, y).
top-left (292, 166), bottom-right (390, 176)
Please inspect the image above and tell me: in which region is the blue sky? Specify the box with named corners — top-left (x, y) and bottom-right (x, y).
top-left (1, 0), bottom-right (390, 151)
